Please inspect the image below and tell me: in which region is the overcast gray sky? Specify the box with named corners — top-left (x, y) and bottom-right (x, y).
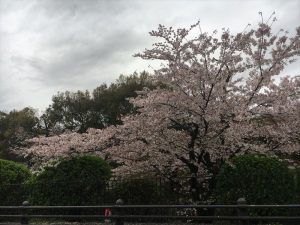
top-left (0, 0), bottom-right (299, 112)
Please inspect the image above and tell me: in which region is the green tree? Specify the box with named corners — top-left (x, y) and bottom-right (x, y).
top-left (41, 71), bottom-right (156, 134)
top-left (93, 71), bottom-right (157, 125)
top-left (44, 90), bottom-right (105, 133)
top-left (0, 107), bottom-right (39, 160)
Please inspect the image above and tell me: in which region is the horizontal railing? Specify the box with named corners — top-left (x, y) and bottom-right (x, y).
top-left (0, 198), bottom-right (300, 224)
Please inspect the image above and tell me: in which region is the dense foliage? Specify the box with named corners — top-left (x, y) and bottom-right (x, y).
top-left (40, 71), bottom-right (157, 135)
top-left (112, 175), bottom-right (176, 204)
top-left (0, 159), bottom-right (31, 205)
top-left (214, 154), bottom-right (295, 205)
top-left (29, 155), bottom-right (111, 205)
top-left (113, 176), bottom-right (160, 204)
top-left (0, 108), bottom-right (39, 161)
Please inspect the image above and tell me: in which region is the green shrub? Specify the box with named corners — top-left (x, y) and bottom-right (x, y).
top-left (292, 167), bottom-right (300, 203)
top-left (112, 175), bottom-right (162, 204)
top-left (214, 154), bottom-right (295, 216)
top-left (111, 175), bottom-right (176, 222)
top-left (0, 159), bottom-right (31, 205)
top-left (30, 155), bottom-right (111, 205)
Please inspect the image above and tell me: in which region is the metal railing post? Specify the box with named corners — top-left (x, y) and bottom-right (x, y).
top-left (115, 199), bottom-right (124, 225)
top-left (21, 201), bottom-right (29, 225)
top-left (237, 197), bottom-right (248, 225)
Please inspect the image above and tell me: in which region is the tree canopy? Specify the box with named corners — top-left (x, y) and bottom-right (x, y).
top-left (0, 107), bottom-right (39, 161)
top-left (39, 71), bottom-right (156, 135)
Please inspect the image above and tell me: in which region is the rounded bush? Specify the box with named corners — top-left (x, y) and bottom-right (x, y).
top-left (214, 154), bottom-right (294, 205)
top-left (30, 155), bottom-right (111, 205)
top-left (0, 159), bottom-right (31, 205)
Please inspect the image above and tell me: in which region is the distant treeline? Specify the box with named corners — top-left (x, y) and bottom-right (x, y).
top-left (0, 71), bottom-right (157, 161)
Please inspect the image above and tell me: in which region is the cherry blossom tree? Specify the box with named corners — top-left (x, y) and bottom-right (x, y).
top-left (109, 16), bottom-right (299, 202)
top-left (18, 15), bottom-right (300, 203)
top-left (19, 127), bottom-right (118, 170)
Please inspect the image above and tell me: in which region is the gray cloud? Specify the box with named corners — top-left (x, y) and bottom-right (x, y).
top-left (0, 0), bottom-right (299, 111)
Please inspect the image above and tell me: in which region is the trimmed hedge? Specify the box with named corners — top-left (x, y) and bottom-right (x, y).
top-left (29, 155), bottom-right (111, 205)
top-left (214, 154), bottom-right (295, 216)
top-left (0, 159), bottom-right (31, 205)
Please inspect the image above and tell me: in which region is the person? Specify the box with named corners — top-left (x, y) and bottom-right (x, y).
top-left (104, 208), bottom-right (112, 223)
